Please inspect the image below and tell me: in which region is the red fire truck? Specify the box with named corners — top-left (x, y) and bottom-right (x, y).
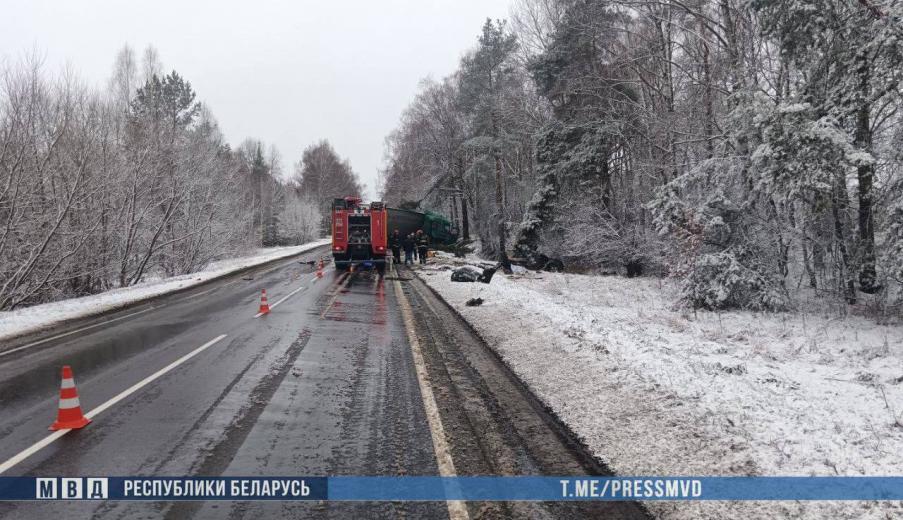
top-left (331, 197), bottom-right (388, 273)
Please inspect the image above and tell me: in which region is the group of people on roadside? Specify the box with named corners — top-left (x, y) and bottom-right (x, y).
top-left (389, 229), bottom-right (429, 266)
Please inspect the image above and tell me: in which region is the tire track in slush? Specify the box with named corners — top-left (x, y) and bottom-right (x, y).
top-left (88, 334), bottom-right (276, 520)
top-left (148, 334), bottom-right (275, 472)
top-left (163, 328), bottom-right (312, 520)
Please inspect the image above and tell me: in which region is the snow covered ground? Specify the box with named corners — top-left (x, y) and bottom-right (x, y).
top-left (0, 239), bottom-right (330, 344)
top-left (415, 254), bottom-right (903, 519)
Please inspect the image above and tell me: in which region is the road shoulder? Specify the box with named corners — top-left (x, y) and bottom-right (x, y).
top-left (397, 265), bottom-right (650, 520)
top-left (0, 240), bottom-right (330, 351)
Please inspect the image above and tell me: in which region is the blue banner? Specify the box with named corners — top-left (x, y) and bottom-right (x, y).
top-left (1, 476), bottom-right (901, 501)
top-left (328, 477), bottom-right (903, 501)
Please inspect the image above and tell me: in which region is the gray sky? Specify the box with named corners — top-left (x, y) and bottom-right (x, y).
top-left (1, 0), bottom-right (510, 199)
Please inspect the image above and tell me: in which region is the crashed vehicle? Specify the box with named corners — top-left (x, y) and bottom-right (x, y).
top-left (451, 264), bottom-right (498, 284)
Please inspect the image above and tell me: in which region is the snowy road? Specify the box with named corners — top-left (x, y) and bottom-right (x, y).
top-left (0, 248), bottom-right (647, 519)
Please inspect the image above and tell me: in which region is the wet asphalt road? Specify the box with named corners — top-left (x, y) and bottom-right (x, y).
top-left (0, 247), bottom-right (648, 520)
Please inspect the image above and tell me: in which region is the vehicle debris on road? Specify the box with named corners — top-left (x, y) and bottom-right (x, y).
top-left (451, 265), bottom-right (498, 284)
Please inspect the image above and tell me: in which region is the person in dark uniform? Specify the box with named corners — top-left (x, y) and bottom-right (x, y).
top-left (389, 229), bottom-right (401, 264)
top-left (415, 229), bottom-right (430, 265)
top-left (402, 233), bottom-right (415, 266)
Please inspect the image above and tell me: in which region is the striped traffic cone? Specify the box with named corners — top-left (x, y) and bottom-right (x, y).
top-left (49, 366), bottom-right (91, 430)
top-left (258, 289), bottom-right (270, 315)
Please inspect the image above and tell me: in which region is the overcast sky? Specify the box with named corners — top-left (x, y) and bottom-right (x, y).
top-left (1, 0), bottom-right (510, 199)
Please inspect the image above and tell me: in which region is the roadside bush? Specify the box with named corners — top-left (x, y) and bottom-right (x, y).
top-left (682, 250), bottom-right (786, 311)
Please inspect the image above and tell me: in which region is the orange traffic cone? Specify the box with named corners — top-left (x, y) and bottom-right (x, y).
top-left (49, 365), bottom-right (91, 430)
top-left (316, 259), bottom-right (324, 278)
top-left (258, 289), bottom-right (270, 314)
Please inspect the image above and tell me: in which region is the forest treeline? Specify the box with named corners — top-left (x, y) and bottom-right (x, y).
top-left (0, 46), bottom-right (360, 310)
top-left (379, 0), bottom-right (903, 311)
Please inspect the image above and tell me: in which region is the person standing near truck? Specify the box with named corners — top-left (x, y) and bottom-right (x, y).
top-left (389, 229), bottom-right (401, 264)
top-left (415, 229), bottom-right (430, 265)
top-left (402, 233), bottom-right (415, 266)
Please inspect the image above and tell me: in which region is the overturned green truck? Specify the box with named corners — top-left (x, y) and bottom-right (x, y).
top-left (386, 207), bottom-right (457, 247)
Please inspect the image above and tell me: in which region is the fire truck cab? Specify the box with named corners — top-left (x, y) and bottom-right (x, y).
top-left (331, 197), bottom-right (388, 273)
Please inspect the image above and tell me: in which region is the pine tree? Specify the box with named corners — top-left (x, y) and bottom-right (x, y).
top-left (751, 0), bottom-right (903, 296)
top-left (515, 0), bottom-right (638, 270)
top-left (458, 19), bottom-right (519, 269)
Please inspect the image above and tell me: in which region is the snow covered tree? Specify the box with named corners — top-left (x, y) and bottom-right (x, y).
top-left (512, 125), bottom-right (560, 266)
top-left (0, 50), bottom-right (283, 309)
top-left (379, 0), bottom-right (903, 314)
top-left (380, 77), bottom-right (469, 235)
top-left (293, 140), bottom-right (362, 231)
top-left (652, 164), bottom-right (789, 310)
top-left (751, 0), bottom-right (903, 297)
top-left (276, 188), bottom-right (321, 245)
top-left (458, 19), bottom-right (520, 266)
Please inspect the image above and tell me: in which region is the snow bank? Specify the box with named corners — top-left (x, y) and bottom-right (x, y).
top-left (416, 254), bottom-right (903, 519)
top-left (0, 239), bottom-right (330, 343)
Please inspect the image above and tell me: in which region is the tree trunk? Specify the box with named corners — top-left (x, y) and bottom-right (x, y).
top-left (854, 58), bottom-right (878, 293)
top-left (491, 106), bottom-right (510, 271)
top-left (456, 158), bottom-right (470, 240)
top-left (802, 240), bottom-right (817, 289)
top-left (495, 150), bottom-right (509, 269)
top-left (699, 12), bottom-right (715, 159)
top-left (831, 172), bottom-right (857, 304)
top-left (461, 193), bottom-right (471, 241)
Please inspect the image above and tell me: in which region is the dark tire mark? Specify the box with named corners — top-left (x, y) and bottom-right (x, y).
top-left (163, 329), bottom-right (311, 520)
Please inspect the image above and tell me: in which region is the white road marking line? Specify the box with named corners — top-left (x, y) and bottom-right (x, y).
top-left (85, 334), bottom-right (227, 419)
top-left (254, 284), bottom-right (307, 318)
top-left (0, 431), bottom-right (68, 475)
top-left (392, 268), bottom-right (469, 520)
top-left (0, 307), bottom-right (156, 359)
top-left (0, 251), bottom-right (324, 357)
top-left (0, 334), bottom-right (228, 476)
top-left (193, 254), bottom-right (312, 303)
top-left (267, 285), bottom-right (307, 310)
